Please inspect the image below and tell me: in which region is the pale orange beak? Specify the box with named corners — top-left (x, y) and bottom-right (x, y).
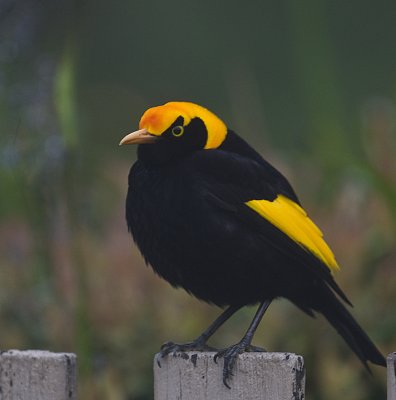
top-left (119, 128), bottom-right (157, 145)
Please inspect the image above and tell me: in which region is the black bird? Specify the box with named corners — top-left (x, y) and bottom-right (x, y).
top-left (120, 101), bottom-right (385, 387)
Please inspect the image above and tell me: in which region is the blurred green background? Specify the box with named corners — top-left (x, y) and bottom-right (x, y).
top-left (1, 0), bottom-right (395, 399)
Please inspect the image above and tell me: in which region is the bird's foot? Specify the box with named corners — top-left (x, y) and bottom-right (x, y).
top-left (156, 339), bottom-right (218, 367)
top-left (214, 343), bottom-right (266, 388)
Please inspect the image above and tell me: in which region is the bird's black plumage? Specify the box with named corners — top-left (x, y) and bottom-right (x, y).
top-left (122, 102), bottom-right (385, 386)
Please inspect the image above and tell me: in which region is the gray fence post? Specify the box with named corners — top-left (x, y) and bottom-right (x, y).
top-left (154, 352), bottom-right (305, 400)
top-left (388, 353), bottom-right (396, 400)
top-left (0, 350), bottom-right (77, 400)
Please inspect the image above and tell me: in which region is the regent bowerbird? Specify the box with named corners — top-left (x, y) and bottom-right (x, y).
top-left (119, 101), bottom-right (385, 387)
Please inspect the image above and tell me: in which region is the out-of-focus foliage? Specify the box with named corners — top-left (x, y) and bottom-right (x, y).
top-left (1, 1), bottom-right (395, 399)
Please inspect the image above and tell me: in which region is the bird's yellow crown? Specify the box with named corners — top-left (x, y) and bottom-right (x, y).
top-left (139, 102), bottom-right (228, 149)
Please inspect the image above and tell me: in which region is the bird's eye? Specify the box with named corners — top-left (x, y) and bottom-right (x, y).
top-left (171, 126), bottom-right (184, 137)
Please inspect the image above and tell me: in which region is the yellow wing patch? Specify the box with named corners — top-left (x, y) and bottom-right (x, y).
top-left (246, 195), bottom-right (339, 272)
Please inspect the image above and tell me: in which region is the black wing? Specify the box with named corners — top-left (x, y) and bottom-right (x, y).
top-left (186, 148), bottom-right (351, 306)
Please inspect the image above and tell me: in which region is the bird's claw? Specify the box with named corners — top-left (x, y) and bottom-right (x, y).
top-left (156, 339), bottom-right (218, 367)
top-left (214, 343), bottom-right (266, 388)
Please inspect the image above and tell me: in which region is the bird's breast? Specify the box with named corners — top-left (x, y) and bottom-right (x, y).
top-left (125, 161), bottom-right (261, 305)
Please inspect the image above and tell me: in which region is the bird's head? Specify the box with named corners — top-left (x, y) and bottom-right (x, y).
top-left (119, 102), bottom-right (227, 164)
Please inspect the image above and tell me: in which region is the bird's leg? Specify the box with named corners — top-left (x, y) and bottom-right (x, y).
top-left (157, 305), bottom-right (241, 365)
top-left (214, 300), bottom-right (272, 388)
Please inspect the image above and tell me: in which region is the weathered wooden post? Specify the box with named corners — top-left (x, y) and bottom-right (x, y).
top-left (154, 352), bottom-right (305, 400)
top-left (0, 350), bottom-right (77, 400)
top-left (388, 352), bottom-right (396, 400)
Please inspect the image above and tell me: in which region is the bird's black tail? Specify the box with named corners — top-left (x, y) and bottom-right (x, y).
top-left (317, 288), bottom-right (386, 368)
